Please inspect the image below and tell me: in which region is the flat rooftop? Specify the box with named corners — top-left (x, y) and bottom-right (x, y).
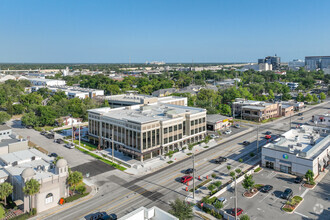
top-left (89, 104), bottom-right (206, 124)
top-left (207, 114), bottom-right (231, 123)
top-left (0, 124), bottom-right (11, 131)
top-left (263, 125), bottom-right (330, 159)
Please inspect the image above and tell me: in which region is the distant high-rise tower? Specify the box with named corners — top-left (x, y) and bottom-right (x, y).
top-left (258, 55), bottom-right (281, 70)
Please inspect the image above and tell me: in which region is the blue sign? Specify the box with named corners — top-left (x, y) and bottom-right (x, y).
top-left (283, 154), bottom-right (288, 159)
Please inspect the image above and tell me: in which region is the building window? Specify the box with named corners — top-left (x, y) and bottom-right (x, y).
top-left (179, 124), bottom-right (182, 130)
top-left (45, 193), bottom-right (53, 204)
top-left (183, 122), bottom-right (186, 135)
top-left (179, 134), bottom-right (182, 139)
top-left (203, 117), bottom-right (205, 123)
top-left (191, 121), bottom-right (194, 126)
top-left (174, 135), bottom-right (177, 141)
top-left (199, 118), bottom-right (202, 124)
top-left (195, 119), bottom-right (198, 125)
top-left (164, 138), bottom-right (168, 144)
top-left (169, 136), bottom-right (173, 142)
top-left (164, 128), bottom-right (168, 134)
top-left (195, 128), bottom-right (198, 134)
top-left (169, 126), bottom-right (173, 132)
top-left (191, 129), bottom-right (194, 135)
top-left (174, 125), bottom-right (177, 131)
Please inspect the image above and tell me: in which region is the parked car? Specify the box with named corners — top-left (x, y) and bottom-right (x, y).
top-left (45, 133), bottom-right (54, 139)
top-left (65, 143), bottom-right (75, 149)
top-left (50, 153), bottom-right (58, 158)
top-left (210, 134), bottom-right (216, 138)
top-left (214, 156), bottom-right (227, 164)
top-left (299, 117), bottom-right (304, 120)
top-left (181, 176), bottom-right (193, 184)
top-left (265, 135), bottom-right (272, 139)
top-left (40, 131), bottom-right (46, 135)
top-left (215, 197), bottom-right (227, 204)
top-left (294, 176), bottom-right (303, 184)
top-left (243, 141), bottom-right (250, 146)
top-left (265, 131), bottom-right (272, 135)
top-left (234, 124), bottom-right (240, 128)
top-left (261, 185), bottom-right (273, 193)
top-left (282, 188), bottom-right (293, 199)
top-left (89, 212), bottom-right (110, 220)
top-left (55, 139), bottom-right (64, 144)
top-left (224, 130), bottom-right (232, 135)
top-left (298, 113), bottom-right (303, 116)
top-left (109, 214), bottom-right (117, 220)
top-left (184, 168), bottom-right (196, 174)
top-left (230, 208), bottom-right (243, 216)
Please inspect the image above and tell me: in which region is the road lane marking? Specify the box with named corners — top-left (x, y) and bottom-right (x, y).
top-left (259, 192), bottom-right (271, 203)
top-left (294, 211), bottom-right (309, 218)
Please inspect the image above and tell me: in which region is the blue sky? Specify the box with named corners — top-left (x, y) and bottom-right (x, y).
top-left (0, 0), bottom-right (329, 63)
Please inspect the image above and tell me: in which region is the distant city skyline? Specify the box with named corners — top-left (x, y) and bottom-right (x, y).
top-left (1, 0), bottom-right (329, 63)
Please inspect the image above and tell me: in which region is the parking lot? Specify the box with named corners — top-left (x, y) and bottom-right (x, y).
top-left (217, 168), bottom-right (330, 220)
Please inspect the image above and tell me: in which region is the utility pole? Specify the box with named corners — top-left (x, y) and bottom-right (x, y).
top-left (112, 127), bottom-right (114, 162)
top-left (78, 123), bottom-right (81, 147)
top-left (71, 117), bottom-right (74, 144)
top-left (235, 176), bottom-right (238, 220)
top-left (193, 152), bottom-right (195, 199)
top-left (290, 112), bottom-right (292, 130)
top-left (235, 72), bottom-right (238, 89)
top-left (240, 108), bottom-right (242, 127)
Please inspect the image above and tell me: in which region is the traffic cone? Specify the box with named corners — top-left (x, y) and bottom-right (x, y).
top-left (206, 175), bottom-right (208, 179)
top-left (187, 181), bottom-right (189, 186)
top-left (198, 176), bottom-right (201, 180)
top-left (186, 187), bottom-right (188, 191)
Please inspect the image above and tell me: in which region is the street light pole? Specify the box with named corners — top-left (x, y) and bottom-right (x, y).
top-left (256, 125), bottom-right (259, 153)
top-left (78, 123), bottom-right (81, 147)
top-left (71, 117), bottom-right (74, 144)
top-left (290, 112), bottom-right (292, 130)
top-left (193, 151), bottom-right (195, 199)
top-left (112, 127), bottom-right (114, 163)
top-left (235, 177), bottom-right (238, 220)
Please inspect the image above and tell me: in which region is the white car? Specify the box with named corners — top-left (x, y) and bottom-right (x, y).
top-left (217, 197), bottom-right (227, 204)
top-left (224, 130), bottom-right (232, 135)
top-left (65, 143), bottom-right (75, 149)
top-left (210, 134), bottom-right (216, 138)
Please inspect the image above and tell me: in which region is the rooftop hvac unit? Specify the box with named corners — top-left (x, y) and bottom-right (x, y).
top-left (12, 161), bottom-right (18, 166)
top-left (288, 144), bottom-right (294, 149)
top-left (31, 156), bottom-right (36, 161)
top-left (296, 143), bottom-right (302, 147)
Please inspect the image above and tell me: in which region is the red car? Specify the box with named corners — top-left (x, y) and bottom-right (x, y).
top-left (230, 208), bottom-right (243, 216)
top-left (181, 176), bottom-right (193, 183)
top-left (265, 135), bottom-right (271, 139)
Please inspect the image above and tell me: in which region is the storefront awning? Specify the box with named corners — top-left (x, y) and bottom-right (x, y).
top-left (14, 200), bottom-right (23, 206)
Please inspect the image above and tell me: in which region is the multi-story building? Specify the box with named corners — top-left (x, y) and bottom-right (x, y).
top-left (258, 63), bottom-right (272, 71)
top-left (0, 149), bottom-right (69, 213)
top-left (262, 125), bottom-right (329, 176)
top-left (106, 91), bottom-right (187, 108)
top-left (88, 103), bottom-right (207, 161)
top-left (312, 113), bottom-right (330, 127)
top-left (31, 85), bottom-right (104, 99)
top-left (305, 56), bottom-right (330, 70)
top-left (258, 55), bottom-right (281, 70)
top-left (0, 125), bottom-right (29, 155)
top-left (288, 59), bottom-right (305, 70)
top-left (27, 78), bottom-right (66, 86)
top-left (119, 206), bottom-right (178, 220)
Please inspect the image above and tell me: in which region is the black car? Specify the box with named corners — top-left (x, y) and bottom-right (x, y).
top-left (265, 131), bottom-right (272, 135)
top-left (50, 153), bottom-right (58, 158)
top-left (298, 113), bottom-right (303, 116)
top-left (261, 185), bottom-right (273, 193)
top-left (243, 141), bottom-right (250, 146)
top-left (40, 131), bottom-right (46, 135)
top-left (89, 212), bottom-right (110, 220)
top-left (282, 188), bottom-right (293, 199)
top-left (55, 139), bottom-right (64, 144)
top-left (109, 214), bottom-right (117, 220)
top-left (214, 157), bottom-right (227, 164)
top-left (184, 168), bottom-right (196, 174)
top-left (294, 176), bottom-right (303, 183)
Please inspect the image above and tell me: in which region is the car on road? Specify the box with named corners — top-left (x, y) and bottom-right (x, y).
top-left (50, 153), bottom-right (58, 158)
top-left (214, 156), bottom-right (227, 164)
top-left (224, 130), bottom-right (232, 135)
top-left (265, 131), bottom-right (272, 135)
top-left (40, 131), bottom-right (46, 135)
top-left (261, 185), bottom-right (273, 193)
top-left (294, 176), bottom-right (303, 184)
top-left (65, 143), bottom-right (75, 149)
top-left (234, 124), bottom-right (240, 128)
top-left (265, 135), bottom-right (272, 139)
top-left (55, 139), bottom-right (64, 144)
top-left (299, 117), bottom-right (304, 120)
top-left (230, 208), bottom-right (243, 216)
top-left (210, 134), bottom-right (217, 138)
top-left (89, 212), bottom-right (109, 220)
top-left (184, 168), bottom-right (196, 174)
top-left (215, 197), bottom-right (227, 204)
top-left (45, 133), bottom-right (54, 139)
top-left (181, 175), bottom-right (193, 183)
top-left (281, 188), bottom-right (293, 199)
top-left (109, 214), bottom-right (117, 220)
top-left (298, 113), bottom-right (303, 116)
top-left (243, 141), bottom-right (250, 146)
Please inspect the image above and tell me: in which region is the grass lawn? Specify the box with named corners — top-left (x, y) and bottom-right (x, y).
top-left (0, 205), bottom-right (5, 219)
top-left (75, 146), bottom-right (126, 171)
top-left (74, 140), bottom-right (97, 151)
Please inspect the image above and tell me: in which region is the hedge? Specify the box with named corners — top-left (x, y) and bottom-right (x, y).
top-left (64, 193), bottom-right (89, 203)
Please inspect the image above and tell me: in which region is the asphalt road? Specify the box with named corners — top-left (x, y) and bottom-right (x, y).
top-left (40, 101), bottom-right (330, 220)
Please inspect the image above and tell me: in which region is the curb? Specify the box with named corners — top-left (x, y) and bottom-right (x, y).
top-left (242, 189), bottom-right (260, 199)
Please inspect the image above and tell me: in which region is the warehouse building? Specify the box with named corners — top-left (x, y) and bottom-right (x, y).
top-left (262, 125), bottom-right (329, 177)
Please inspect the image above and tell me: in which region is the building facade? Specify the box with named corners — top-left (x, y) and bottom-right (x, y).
top-left (312, 113), bottom-right (330, 127)
top-left (206, 115), bottom-right (232, 131)
top-left (258, 55), bottom-right (281, 70)
top-left (88, 104), bottom-right (206, 161)
top-left (262, 125), bottom-right (329, 177)
top-left (27, 78), bottom-right (66, 86)
top-left (305, 56), bottom-right (330, 70)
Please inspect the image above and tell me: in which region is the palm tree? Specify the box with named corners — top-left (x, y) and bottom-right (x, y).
top-left (0, 182), bottom-right (13, 206)
top-left (169, 198), bottom-right (193, 220)
top-left (67, 171), bottom-right (83, 194)
top-left (23, 179), bottom-right (40, 212)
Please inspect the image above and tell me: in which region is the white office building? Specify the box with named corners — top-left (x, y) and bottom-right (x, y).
top-left (262, 125), bottom-right (329, 177)
top-left (119, 206), bottom-right (178, 220)
top-left (28, 78), bottom-right (66, 86)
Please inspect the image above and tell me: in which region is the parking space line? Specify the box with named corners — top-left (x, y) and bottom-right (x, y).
top-left (259, 193), bottom-right (271, 203)
top-left (300, 188), bottom-right (309, 198)
top-left (294, 211), bottom-right (309, 218)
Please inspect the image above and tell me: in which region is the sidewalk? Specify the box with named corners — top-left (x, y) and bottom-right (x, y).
top-left (30, 181), bottom-right (98, 220)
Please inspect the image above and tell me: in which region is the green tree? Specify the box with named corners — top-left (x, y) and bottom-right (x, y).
top-left (296, 92), bottom-right (304, 102)
top-left (169, 198), bottom-right (193, 220)
top-left (240, 214), bottom-right (250, 220)
top-left (305, 170), bottom-right (315, 185)
top-left (0, 182), bottom-right (13, 206)
top-left (218, 104), bottom-right (231, 116)
top-left (312, 94), bottom-right (319, 103)
top-left (319, 92), bottom-right (326, 100)
top-left (0, 112), bottom-right (11, 124)
top-left (304, 93), bottom-right (313, 103)
top-left (214, 200), bottom-right (224, 209)
top-left (268, 90), bottom-right (275, 100)
top-left (13, 104), bottom-right (25, 115)
top-left (21, 112), bottom-right (39, 127)
top-left (282, 93), bottom-right (292, 101)
top-left (242, 174), bottom-right (255, 193)
top-left (207, 184), bottom-right (216, 191)
top-left (23, 179), bottom-right (40, 212)
top-left (230, 171), bottom-right (236, 179)
top-left (67, 171), bottom-right (83, 194)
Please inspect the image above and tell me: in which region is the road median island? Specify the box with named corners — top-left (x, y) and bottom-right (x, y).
top-left (282, 196), bottom-right (303, 213)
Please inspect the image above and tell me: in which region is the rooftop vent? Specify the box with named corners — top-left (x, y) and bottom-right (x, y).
top-left (12, 161), bottom-right (18, 166)
top-left (31, 156), bottom-right (36, 161)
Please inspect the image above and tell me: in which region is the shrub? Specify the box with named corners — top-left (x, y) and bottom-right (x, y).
top-left (282, 207), bottom-right (293, 212)
top-left (186, 153), bottom-right (192, 156)
top-left (250, 152), bottom-right (255, 157)
top-left (227, 165), bottom-right (231, 171)
top-left (254, 167), bottom-right (262, 173)
top-left (188, 144), bottom-right (194, 150)
top-left (239, 158), bottom-right (243, 163)
top-left (167, 160), bottom-right (174, 164)
top-left (77, 185), bottom-right (86, 194)
top-left (211, 173), bottom-right (217, 178)
top-left (240, 214), bottom-right (250, 220)
top-left (213, 181), bottom-right (222, 188)
top-left (204, 146), bottom-right (209, 148)
top-left (64, 193), bottom-right (89, 203)
top-left (189, 179), bottom-right (212, 192)
top-left (207, 184), bottom-right (216, 191)
top-left (30, 208), bottom-right (37, 216)
top-left (213, 200), bottom-right (224, 209)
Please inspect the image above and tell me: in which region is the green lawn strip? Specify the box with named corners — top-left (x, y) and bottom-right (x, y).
top-left (0, 205), bottom-right (4, 219)
top-left (73, 140), bottom-right (97, 151)
top-left (189, 179), bottom-right (212, 192)
top-left (64, 193), bottom-right (89, 203)
top-left (76, 146), bottom-right (126, 171)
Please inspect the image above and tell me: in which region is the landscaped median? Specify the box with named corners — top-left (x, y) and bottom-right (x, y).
top-left (282, 196), bottom-right (303, 213)
top-left (75, 146), bottom-right (126, 171)
top-left (243, 184), bottom-right (264, 198)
